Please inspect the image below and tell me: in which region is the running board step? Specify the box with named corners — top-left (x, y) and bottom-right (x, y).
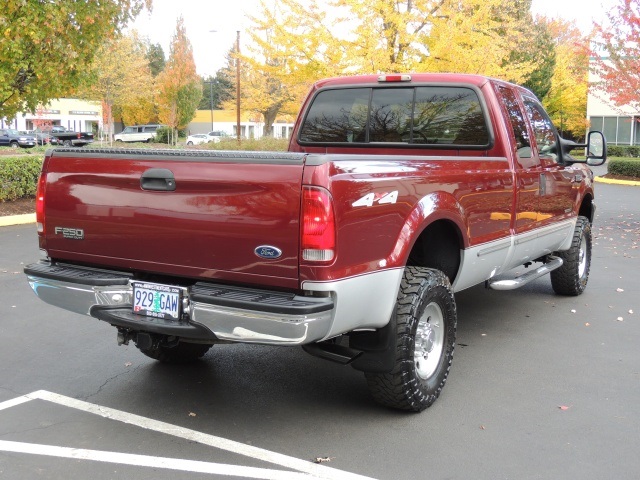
top-left (487, 256), bottom-right (563, 291)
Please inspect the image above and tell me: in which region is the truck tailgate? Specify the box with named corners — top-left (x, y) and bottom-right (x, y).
top-left (41, 149), bottom-right (306, 289)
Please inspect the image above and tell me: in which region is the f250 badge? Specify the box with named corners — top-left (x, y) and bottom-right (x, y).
top-left (352, 191), bottom-right (398, 207)
top-left (54, 227), bottom-right (84, 240)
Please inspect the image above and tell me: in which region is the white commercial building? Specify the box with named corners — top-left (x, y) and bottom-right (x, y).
top-left (587, 59), bottom-right (640, 146)
top-left (1, 98), bottom-right (102, 134)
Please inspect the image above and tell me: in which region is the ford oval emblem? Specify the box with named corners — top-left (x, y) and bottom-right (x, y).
top-left (254, 245), bottom-right (282, 259)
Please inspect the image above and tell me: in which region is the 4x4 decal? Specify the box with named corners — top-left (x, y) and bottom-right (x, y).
top-left (352, 191), bottom-right (398, 207)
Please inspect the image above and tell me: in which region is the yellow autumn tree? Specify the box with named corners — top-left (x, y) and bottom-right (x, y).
top-left (423, 0), bottom-right (535, 83)
top-left (157, 17), bottom-right (202, 143)
top-left (83, 33), bottom-right (155, 142)
top-left (541, 18), bottom-right (589, 139)
top-left (240, 0), bottom-right (445, 135)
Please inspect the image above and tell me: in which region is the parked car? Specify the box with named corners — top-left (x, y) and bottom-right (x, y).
top-left (0, 129), bottom-right (36, 148)
top-left (186, 134), bottom-right (210, 146)
top-left (206, 131), bottom-right (229, 143)
top-left (114, 124), bottom-right (164, 143)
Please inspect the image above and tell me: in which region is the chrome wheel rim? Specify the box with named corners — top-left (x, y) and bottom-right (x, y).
top-left (414, 302), bottom-right (445, 380)
top-left (578, 235), bottom-right (588, 278)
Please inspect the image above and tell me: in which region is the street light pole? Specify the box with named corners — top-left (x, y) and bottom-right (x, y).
top-left (235, 30), bottom-right (241, 144)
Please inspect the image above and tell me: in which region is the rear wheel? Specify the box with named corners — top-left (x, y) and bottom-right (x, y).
top-left (551, 216), bottom-right (591, 296)
top-left (62, 139), bottom-right (72, 147)
top-left (365, 267), bottom-right (456, 412)
top-left (138, 342), bottom-right (212, 363)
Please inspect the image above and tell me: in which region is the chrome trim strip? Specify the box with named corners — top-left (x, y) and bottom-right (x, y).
top-left (477, 241), bottom-right (511, 257)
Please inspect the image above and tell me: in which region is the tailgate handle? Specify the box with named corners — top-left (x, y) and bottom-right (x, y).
top-left (140, 168), bottom-right (176, 191)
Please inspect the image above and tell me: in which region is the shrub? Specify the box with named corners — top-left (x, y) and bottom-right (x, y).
top-left (153, 126), bottom-right (172, 144)
top-left (607, 145), bottom-right (640, 157)
top-left (608, 158), bottom-right (640, 179)
top-left (208, 136), bottom-right (289, 151)
top-left (0, 155), bottom-right (43, 202)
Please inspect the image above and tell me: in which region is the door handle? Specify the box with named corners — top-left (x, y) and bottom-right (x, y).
top-left (140, 168), bottom-right (176, 191)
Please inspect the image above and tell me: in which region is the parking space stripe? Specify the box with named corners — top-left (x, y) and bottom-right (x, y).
top-left (15, 391), bottom-right (377, 480)
top-left (0, 440), bottom-right (315, 479)
top-left (0, 394), bottom-right (34, 412)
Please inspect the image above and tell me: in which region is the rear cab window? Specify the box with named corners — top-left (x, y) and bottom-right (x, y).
top-left (298, 85), bottom-right (492, 149)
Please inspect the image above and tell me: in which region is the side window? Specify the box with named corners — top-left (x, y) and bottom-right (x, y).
top-left (523, 99), bottom-right (558, 163)
top-left (413, 87), bottom-right (489, 146)
top-left (497, 85), bottom-right (535, 168)
top-left (122, 127), bottom-right (134, 134)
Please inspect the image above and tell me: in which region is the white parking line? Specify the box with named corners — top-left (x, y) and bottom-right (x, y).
top-left (0, 390), bottom-right (377, 480)
top-left (0, 440), bottom-right (315, 479)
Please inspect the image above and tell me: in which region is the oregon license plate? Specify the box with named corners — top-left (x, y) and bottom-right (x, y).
top-left (132, 282), bottom-right (181, 320)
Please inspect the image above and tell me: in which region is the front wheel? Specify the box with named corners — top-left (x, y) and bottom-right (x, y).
top-left (365, 267), bottom-right (457, 412)
top-left (551, 216), bottom-right (592, 296)
top-left (10, 141), bottom-right (18, 149)
top-left (138, 341), bottom-right (212, 363)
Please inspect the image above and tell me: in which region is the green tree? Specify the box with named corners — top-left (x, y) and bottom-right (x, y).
top-left (199, 72), bottom-right (234, 111)
top-left (423, 0), bottom-right (536, 83)
top-left (519, 19), bottom-right (557, 100)
top-left (0, 0), bottom-right (151, 120)
top-left (157, 17), bottom-right (202, 143)
top-left (146, 43), bottom-right (166, 77)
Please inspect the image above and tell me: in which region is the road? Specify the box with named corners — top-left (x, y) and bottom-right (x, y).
top-left (0, 182), bottom-right (638, 479)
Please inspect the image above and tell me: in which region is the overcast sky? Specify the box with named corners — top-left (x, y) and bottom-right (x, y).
top-left (128, 0), bottom-right (615, 77)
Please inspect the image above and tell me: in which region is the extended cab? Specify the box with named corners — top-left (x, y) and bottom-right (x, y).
top-left (24, 74), bottom-right (606, 411)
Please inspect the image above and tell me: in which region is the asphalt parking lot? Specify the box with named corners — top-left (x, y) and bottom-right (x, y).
top-left (0, 180), bottom-right (638, 479)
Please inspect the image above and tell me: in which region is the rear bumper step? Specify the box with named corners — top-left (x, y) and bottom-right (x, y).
top-left (24, 261), bottom-right (335, 345)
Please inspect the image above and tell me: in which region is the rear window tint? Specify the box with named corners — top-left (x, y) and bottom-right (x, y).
top-left (299, 86), bottom-right (490, 147)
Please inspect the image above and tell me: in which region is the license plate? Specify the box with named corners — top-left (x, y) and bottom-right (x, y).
top-left (132, 282), bottom-right (181, 320)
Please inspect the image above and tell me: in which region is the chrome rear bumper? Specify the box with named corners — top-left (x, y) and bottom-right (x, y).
top-left (25, 262), bottom-right (334, 345)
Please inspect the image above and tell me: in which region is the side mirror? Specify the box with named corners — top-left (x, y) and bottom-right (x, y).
top-left (559, 131), bottom-right (607, 166)
top-left (586, 131), bottom-right (607, 166)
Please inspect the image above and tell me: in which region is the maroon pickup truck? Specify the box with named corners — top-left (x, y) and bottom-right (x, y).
top-left (25, 73), bottom-right (606, 412)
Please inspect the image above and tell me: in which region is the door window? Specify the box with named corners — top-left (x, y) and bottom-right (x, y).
top-left (523, 99), bottom-right (558, 163)
top-left (497, 85), bottom-right (535, 168)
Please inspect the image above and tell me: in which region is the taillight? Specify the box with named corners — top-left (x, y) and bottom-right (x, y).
top-left (301, 186), bottom-right (335, 262)
top-left (36, 173), bottom-right (47, 234)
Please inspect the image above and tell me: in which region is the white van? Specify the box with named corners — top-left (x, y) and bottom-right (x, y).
top-left (114, 124), bottom-right (164, 143)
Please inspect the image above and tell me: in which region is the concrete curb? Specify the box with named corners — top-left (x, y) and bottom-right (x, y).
top-left (0, 213), bottom-right (36, 227)
top-left (594, 177), bottom-right (640, 186)
top-left (0, 176), bottom-right (637, 228)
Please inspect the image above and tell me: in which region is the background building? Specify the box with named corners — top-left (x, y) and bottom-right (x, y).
top-left (1, 99), bottom-right (102, 133)
top-left (188, 110), bottom-right (294, 139)
top-left (587, 60), bottom-right (640, 146)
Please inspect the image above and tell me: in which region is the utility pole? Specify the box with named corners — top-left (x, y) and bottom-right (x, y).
top-left (236, 30), bottom-right (241, 144)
